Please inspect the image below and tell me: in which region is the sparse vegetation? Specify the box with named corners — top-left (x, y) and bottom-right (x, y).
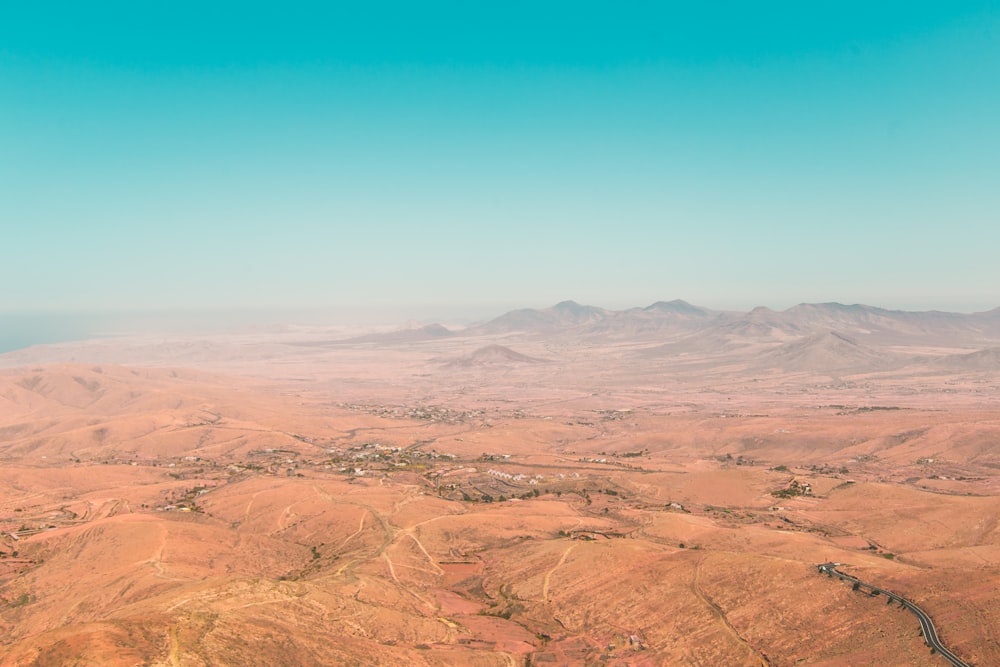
top-left (9, 593), bottom-right (31, 608)
top-left (771, 479), bottom-right (812, 498)
top-left (2, 306), bottom-right (997, 665)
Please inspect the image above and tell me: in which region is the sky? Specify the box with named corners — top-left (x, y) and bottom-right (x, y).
top-left (2, 1), bottom-right (999, 322)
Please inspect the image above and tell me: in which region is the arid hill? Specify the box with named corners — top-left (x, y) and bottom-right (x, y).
top-left (756, 331), bottom-right (897, 373)
top-left (2, 301), bottom-right (1000, 665)
top-left (441, 344), bottom-right (549, 368)
top-left (933, 346), bottom-right (1000, 371)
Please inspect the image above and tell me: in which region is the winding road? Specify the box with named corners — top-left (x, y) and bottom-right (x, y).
top-left (817, 563), bottom-right (970, 667)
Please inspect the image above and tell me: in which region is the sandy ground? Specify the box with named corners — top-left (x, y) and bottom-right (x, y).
top-left (1, 322), bottom-right (999, 665)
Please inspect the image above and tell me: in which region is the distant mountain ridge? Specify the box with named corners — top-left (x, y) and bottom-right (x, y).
top-left (6, 300), bottom-right (999, 375)
top-left (465, 300), bottom-right (1000, 345)
top-left (474, 300), bottom-right (612, 335)
top-left (340, 301), bottom-right (1000, 358)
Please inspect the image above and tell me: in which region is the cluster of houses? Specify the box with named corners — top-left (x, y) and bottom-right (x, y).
top-left (771, 479), bottom-right (813, 499)
top-left (485, 469), bottom-right (549, 485)
top-left (337, 402), bottom-right (491, 425)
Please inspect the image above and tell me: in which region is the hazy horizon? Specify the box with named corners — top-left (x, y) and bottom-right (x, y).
top-left (3, 295), bottom-right (999, 355)
top-left (3, 2), bottom-right (998, 315)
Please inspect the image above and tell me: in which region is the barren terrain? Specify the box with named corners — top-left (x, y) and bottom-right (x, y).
top-left (2, 301), bottom-right (999, 665)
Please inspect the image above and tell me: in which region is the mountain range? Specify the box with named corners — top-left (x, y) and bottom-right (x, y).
top-left (4, 300), bottom-right (1000, 377)
top-left (463, 300), bottom-right (1000, 345)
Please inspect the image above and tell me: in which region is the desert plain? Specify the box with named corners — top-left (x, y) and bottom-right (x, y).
top-left (1, 300), bottom-right (999, 666)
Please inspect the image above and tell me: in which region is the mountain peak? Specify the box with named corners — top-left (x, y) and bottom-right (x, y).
top-left (643, 299), bottom-right (707, 315)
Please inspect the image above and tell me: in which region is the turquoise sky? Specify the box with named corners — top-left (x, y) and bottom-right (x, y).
top-left (2, 1), bottom-right (999, 316)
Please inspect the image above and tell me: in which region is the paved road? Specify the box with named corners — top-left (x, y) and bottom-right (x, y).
top-left (817, 563), bottom-right (971, 667)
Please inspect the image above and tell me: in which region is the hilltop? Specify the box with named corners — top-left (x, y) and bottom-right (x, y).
top-left (441, 344), bottom-right (549, 368)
